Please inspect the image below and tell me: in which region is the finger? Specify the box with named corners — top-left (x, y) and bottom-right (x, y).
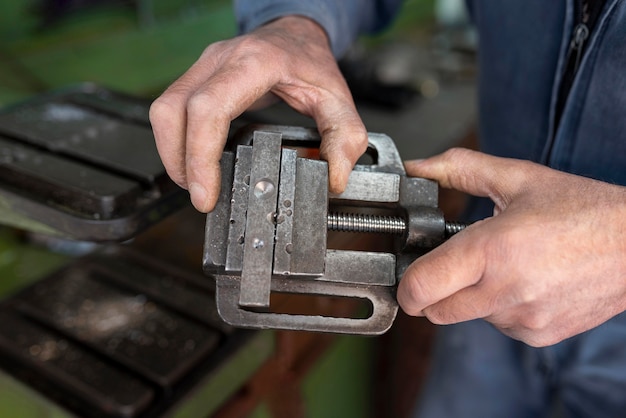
top-left (397, 223), bottom-right (486, 316)
top-left (404, 148), bottom-right (537, 209)
top-left (150, 88), bottom-right (190, 189)
top-left (277, 81), bottom-right (368, 194)
top-left (185, 59), bottom-right (282, 212)
top-left (149, 46), bottom-right (223, 188)
top-left (316, 103), bottom-right (368, 194)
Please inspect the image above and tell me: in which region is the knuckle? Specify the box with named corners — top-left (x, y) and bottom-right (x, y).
top-left (186, 91), bottom-right (222, 122)
top-left (187, 91), bottom-right (211, 113)
top-left (442, 147), bottom-right (474, 162)
top-left (237, 35), bottom-right (268, 53)
top-left (515, 286), bottom-right (539, 306)
top-left (348, 125), bottom-right (369, 151)
top-left (337, 127), bottom-right (368, 157)
top-left (232, 36), bottom-right (284, 68)
top-left (398, 274), bottom-right (432, 315)
top-left (422, 306), bottom-right (449, 325)
top-left (518, 309), bottom-right (551, 333)
top-left (319, 113), bottom-right (367, 148)
top-left (200, 40), bottom-right (226, 58)
top-left (524, 332), bottom-right (562, 348)
top-left (185, 154), bottom-right (206, 173)
top-left (186, 152), bottom-right (220, 176)
top-left (149, 96), bottom-right (177, 125)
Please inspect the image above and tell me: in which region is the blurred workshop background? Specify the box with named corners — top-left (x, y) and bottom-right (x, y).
top-left (0, 1), bottom-right (476, 417)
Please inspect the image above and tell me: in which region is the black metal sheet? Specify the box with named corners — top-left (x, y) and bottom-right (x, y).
top-left (65, 87), bottom-right (151, 125)
top-left (16, 265), bottom-right (221, 389)
top-left (0, 84), bottom-right (187, 240)
top-left (0, 244), bottom-right (264, 418)
top-left (0, 100), bottom-right (163, 184)
top-left (0, 136), bottom-right (142, 219)
top-left (0, 311), bottom-right (154, 418)
top-left (85, 247), bottom-right (230, 333)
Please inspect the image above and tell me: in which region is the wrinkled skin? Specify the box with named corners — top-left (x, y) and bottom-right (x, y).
top-left (150, 17), bottom-right (626, 347)
top-left (149, 16), bottom-right (367, 212)
top-left (399, 149), bottom-right (626, 347)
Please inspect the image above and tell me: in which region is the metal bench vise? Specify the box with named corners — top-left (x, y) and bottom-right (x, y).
top-left (203, 125), bottom-right (465, 335)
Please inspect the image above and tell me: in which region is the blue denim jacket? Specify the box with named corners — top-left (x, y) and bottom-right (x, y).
top-left (235, 0), bottom-right (626, 191)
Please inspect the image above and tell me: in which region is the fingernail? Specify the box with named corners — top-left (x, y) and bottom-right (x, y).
top-left (189, 182), bottom-right (208, 212)
top-left (404, 158), bottom-right (427, 175)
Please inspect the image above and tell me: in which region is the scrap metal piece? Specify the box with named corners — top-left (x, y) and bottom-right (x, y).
top-left (225, 146), bottom-right (252, 273)
top-left (204, 125), bottom-right (466, 335)
top-left (239, 131), bottom-right (282, 308)
top-left (290, 158), bottom-right (328, 276)
top-left (203, 152), bottom-right (235, 269)
top-left (273, 148), bottom-right (297, 275)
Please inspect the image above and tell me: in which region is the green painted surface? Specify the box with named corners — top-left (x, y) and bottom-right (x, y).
top-left (0, 372), bottom-right (73, 418)
top-left (0, 0), bottom-right (434, 106)
top-left (0, 228), bottom-right (68, 300)
top-left (0, 196), bottom-right (63, 238)
top-left (171, 331), bottom-right (275, 418)
top-left (0, 228), bottom-right (70, 415)
top-left (390, 0), bottom-right (437, 32)
top-left (301, 335), bottom-right (375, 418)
top-left (249, 402), bottom-right (272, 418)
top-left (0, 0), bottom-right (236, 106)
top-left (245, 335), bottom-right (376, 418)
top-left (9, 7), bottom-right (236, 96)
top-left (362, 0), bottom-right (436, 46)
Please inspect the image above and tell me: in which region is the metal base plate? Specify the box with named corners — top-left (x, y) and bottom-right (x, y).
top-left (0, 84), bottom-right (187, 241)
top-left (0, 246), bottom-right (270, 418)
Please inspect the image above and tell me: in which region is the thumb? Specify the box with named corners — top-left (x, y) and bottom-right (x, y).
top-left (404, 148), bottom-right (534, 211)
top-left (396, 224), bottom-right (487, 319)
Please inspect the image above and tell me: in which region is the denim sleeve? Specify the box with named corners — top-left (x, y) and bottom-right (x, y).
top-left (234, 0), bottom-right (403, 57)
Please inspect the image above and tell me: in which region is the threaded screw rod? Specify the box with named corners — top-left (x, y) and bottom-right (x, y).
top-left (444, 221), bottom-right (468, 238)
top-left (327, 212), bottom-right (469, 237)
top-left (327, 212), bottom-right (406, 235)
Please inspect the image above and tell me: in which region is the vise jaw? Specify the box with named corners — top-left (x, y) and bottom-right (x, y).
top-left (203, 125), bottom-right (457, 335)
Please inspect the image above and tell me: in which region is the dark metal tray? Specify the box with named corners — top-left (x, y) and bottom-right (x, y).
top-left (0, 245), bottom-right (271, 418)
top-left (0, 84), bottom-right (187, 241)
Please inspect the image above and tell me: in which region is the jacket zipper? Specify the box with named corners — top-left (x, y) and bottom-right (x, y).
top-left (567, 23), bottom-right (589, 74)
top-left (566, 1), bottom-right (590, 75)
top-left (547, 0), bottom-right (591, 162)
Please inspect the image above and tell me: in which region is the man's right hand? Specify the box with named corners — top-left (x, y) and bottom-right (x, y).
top-left (149, 16), bottom-right (368, 213)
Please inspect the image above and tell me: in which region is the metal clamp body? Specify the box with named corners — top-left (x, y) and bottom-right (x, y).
top-left (203, 125), bottom-right (447, 335)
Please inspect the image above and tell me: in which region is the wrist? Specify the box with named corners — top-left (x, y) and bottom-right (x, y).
top-left (259, 15), bottom-right (331, 48)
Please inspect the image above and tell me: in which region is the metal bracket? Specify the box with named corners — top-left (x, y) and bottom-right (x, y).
top-left (203, 125), bottom-right (461, 335)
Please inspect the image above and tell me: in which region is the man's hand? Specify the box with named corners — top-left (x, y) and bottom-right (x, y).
top-left (149, 16), bottom-right (367, 212)
top-left (398, 148), bottom-right (626, 347)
